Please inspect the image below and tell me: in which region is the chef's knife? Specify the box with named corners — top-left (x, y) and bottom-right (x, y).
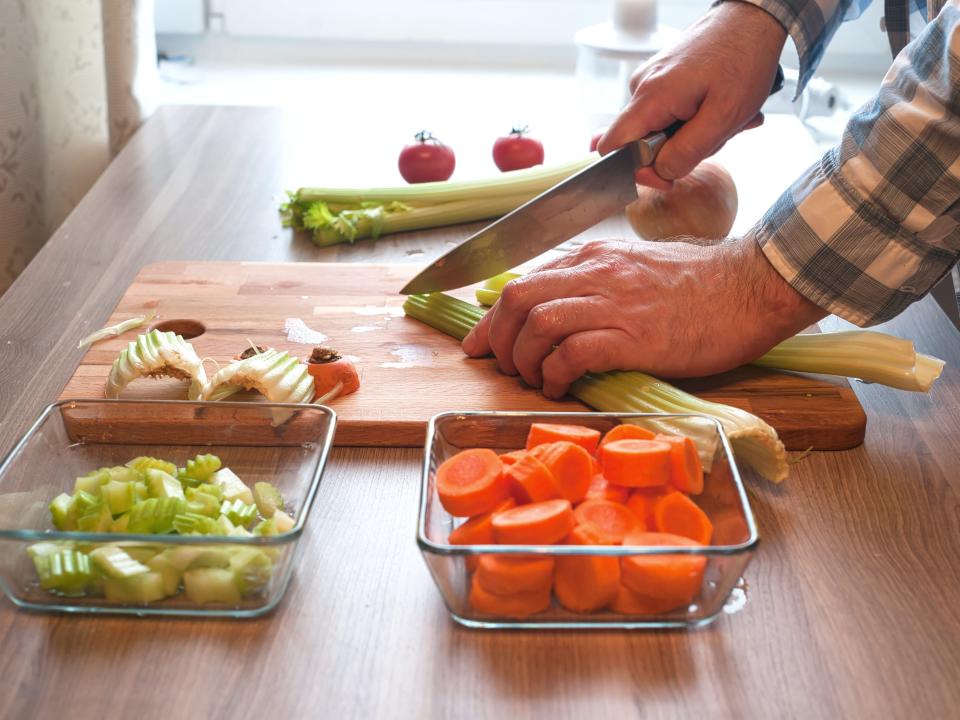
top-left (399, 66), bottom-right (785, 296)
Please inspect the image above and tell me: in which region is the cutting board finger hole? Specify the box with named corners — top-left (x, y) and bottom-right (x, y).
top-left (150, 318), bottom-right (206, 339)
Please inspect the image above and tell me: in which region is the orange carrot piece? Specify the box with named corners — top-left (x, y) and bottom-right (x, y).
top-left (625, 486), bottom-right (679, 528)
top-left (469, 574), bottom-right (551, 618)
top-left (584, 474), bottom-right (631, 504)
top-left (652, 492), bottom-right (714, 545)
top-left (435, 448), bottom-right (510, 517)
top-left (307, 347), bottom-right (360, 398)
top-left (504, 452), bottom-right (560, 504)
top-left (529, 441), bottom-right (593, 504)
top-left (620, 531), bottom-right (706, 605)
top-left (601, 439), bottom-right (671, 488)
top-left (499, 450), bottom-right (526, 468)
top-left (491, 499), bottom-right (575, 545)
top-left (655, 433), bottom-right (704, 495)
top-left (448, 498), bottom-right (517, 546)
top-left (598, 423), bottom-right (656, 462)
top-left (554, 525), bottom-right (620, 612)
top-left (609, 585), bottom-right (689, 615)
top-left (573, 500), bottom-right (644, 544)
top-left (475, 554), bottom-right (555, 596)
top-left (526, 423), bottom-right (601, 455)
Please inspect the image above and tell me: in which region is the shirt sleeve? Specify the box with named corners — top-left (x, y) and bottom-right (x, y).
top-left (730, 0), bottom-right (871, 91)
top-left (755, 1), bottom-right (960, 326)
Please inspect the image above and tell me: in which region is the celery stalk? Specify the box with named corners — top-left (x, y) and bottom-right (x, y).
top-left (402, 292), bottom-right (789, 482)
top-left (282, 156), bottom-right (595, 247)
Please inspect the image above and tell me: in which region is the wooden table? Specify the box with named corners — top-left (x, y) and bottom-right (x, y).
top-left (0, 106), bottom-right (958, 719)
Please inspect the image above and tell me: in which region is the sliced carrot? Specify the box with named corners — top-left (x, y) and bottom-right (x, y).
top-left (620, 531), bottom-right (706, 605)
top-left (475, 554), bottom-right (555, 596)
top-left (655, 433), bottom-right (704, 495)
top-left (625, 486), bottom-right (679, 528)
top-left (491, 499), bottom-right (575, 545)
top-left (584, 474), bottom-right (630, 504)
top-left (652, 492), bottom-right (714, 545)
top-left (529, 441), bottom-right (593, 504)
top-left (526, 423), bottom-right (601, 455)
top-left (449, 498), bottom-right (517, 546)
top-left (609, 585), bottom-right (689, 615)
top-left (469, 574), bottom-right (551, 618)
top-left (499, 450), bottom-right (526, 468)
top-left (435, 448), bottom-right (510, 517)
top-left (598, 423), bottom-right (655, 462)
top-left (601, 439), bottom-right (671, 488)
top-left (554, 525), bottom-right (620, 612)
top-left (573, 500), bottom-right (644, 544)
top-left (307, 347), bottom-right (360, 398)
top-left (503, 451), bottom-right (560, 504)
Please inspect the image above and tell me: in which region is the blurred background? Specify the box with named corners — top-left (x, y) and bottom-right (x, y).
top-left (0, 0), bottom-right (897, 296)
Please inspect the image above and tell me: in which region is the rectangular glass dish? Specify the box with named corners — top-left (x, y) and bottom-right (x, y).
top-left (417, 411), bottom-right (758, 630)
top-left (0, 399), bottom-right (336, 618)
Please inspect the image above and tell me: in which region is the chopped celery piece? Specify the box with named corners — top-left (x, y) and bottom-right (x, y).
top-left (183, 568), bottom-right (241, 605)
top-left (27, 541), bottom-right (72, 559)
top-left (104, 571), bottom-right (166, 603)
top-left (105, 466), bottom-right (142, 484)
top-left (74, 469), bottom-right (111, 495)
top-left (101, 480), bottom-right (137, 515)
top-left (126, 497), bottom-right (186, 534)
top-left (178, 454), bottom-right (222, 487)
top-left (111, 513), bottom-right (130, 533)
top-left (146, 468), bottom-right (186, 501)
top-left (146, 554), bottom-right (182, 596)
top-left (127, 456), bottom-right (177, 477)
top-left (117, 544), bottom-right (163, 563)
top-left (34, 549), bottom-right (94, 595)
top-left (220, 499), bottom-right (257, 527)
top-left (77, 504), bottom-right (113, 532)
top-left (216, 515), bottom-right (236, 535)
top-left (195, 483), bottom-right (224, 501)
top-left (212, 468), bottom-right (254, 505)
top-left (172, 512), bottom-right (220, 535)
top-left (164, 545), bottom-right (232, 572)
top-left (475, 271), bottom-right (521, 306)
top-left (475, 288), bottom-right (501, 307)
top-left (185, 489), bottom-right (221, 517)
top-left (273, 510), bottom-right (295, 533)
top-left (253, 482), bottom-right (284, 519)
top-left (49, 493), bottom-right (76, 530)
top-left (252, 518), bottom-right (278, 537)
top-left (90, 545), bottom-right (150, 578)
top-left (73, 490), bottom-right (102, 517)
top-left (230, 548), bottom-right (273, 595)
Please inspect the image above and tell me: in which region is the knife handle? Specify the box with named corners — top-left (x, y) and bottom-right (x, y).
top-left (633, 64), bottom-right (786, 166)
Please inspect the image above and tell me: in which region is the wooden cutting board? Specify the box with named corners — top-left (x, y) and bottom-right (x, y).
top-left (60, 261), bottom-right (866, 450)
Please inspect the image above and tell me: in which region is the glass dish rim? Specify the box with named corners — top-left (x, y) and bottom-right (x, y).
top-left (416, 409), bottom-right (759, 558)
top-left (0, 398), bottom-right (337, 546)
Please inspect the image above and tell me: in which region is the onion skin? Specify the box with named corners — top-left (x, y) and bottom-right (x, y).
top-left (626, 161), bottom-right (738, 241)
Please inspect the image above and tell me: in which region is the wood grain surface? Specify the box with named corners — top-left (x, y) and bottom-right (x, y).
top-left (0, 106), bottom-right (957, 720)
top-left (59, 260), bottom-right (865, 450)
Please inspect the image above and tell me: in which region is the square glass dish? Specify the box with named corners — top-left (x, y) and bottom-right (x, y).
top-left (417, 411), bottom-right (758, 630)
top-left (0, 399), bottom-right (336, 618)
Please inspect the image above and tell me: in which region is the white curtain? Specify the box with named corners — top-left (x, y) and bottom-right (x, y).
top-left (0, 0), bottom-right (157, 296)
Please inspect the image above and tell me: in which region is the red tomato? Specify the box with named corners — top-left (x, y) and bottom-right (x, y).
top-left (398, 131), bottom-right (455, 184)
top-left (492, 127), bottom-right (544, 172)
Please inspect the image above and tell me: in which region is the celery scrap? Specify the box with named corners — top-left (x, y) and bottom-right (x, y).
top-left (253, 482), bottom-right (284, 519)
top-left (77, 310), bottom-right (156, 349)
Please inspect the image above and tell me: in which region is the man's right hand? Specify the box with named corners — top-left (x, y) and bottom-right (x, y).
top-left (597, 1), bottom-right (787, 190)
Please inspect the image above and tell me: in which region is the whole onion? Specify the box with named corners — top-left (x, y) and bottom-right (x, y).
top-left (625, 160), bottom-right (738, 241)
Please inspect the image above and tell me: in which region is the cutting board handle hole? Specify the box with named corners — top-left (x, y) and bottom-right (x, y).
top-left (150, 319), bottom-right (206, 339)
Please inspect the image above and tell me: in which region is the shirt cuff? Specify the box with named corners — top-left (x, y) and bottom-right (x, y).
top-left (722, 0), bottom-right (850, 94)
top-left (755, 150), bottom-right (958, 327)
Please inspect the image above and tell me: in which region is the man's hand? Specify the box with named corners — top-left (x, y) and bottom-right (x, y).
top-left (598, 1), bottom-right (787, 190)
top-left (461, 237), bottom-right (826, 399)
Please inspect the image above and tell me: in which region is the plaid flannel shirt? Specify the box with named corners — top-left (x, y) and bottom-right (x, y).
top-left (737, 0), bottom-right (960, 325)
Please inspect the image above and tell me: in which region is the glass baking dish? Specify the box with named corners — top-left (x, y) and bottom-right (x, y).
top-left (0, 399), bottom-right (336, 618)
top-left (417, 411), bottom-right (758, 630)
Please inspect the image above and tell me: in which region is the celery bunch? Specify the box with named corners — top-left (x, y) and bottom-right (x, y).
top-left (280, 156), bottom-right (595, 247)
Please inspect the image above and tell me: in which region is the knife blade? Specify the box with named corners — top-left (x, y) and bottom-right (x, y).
top-left (400, 67), bottom-right (784, 295)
